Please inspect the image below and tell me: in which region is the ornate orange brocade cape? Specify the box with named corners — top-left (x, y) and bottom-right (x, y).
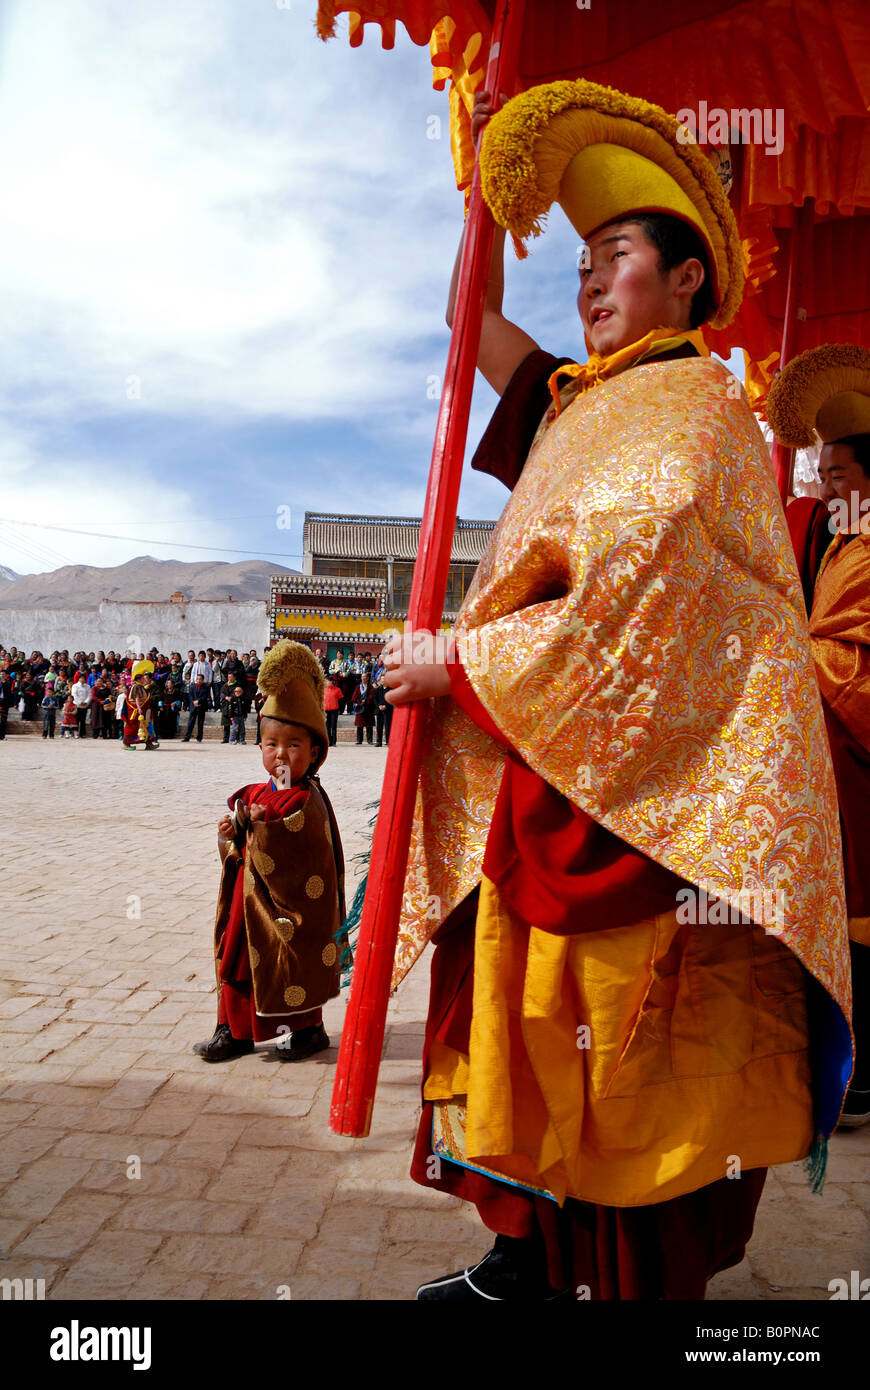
top-left (396, 355), bottom-right (851, 1037)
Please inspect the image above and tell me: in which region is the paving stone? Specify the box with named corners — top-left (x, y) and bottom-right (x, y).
top-left (54, 1133), bottom-right (171, 1164)
top-left (285, 1275), bottom-right (361, 1301)
top-left (2, 1006), bottom-right (67, 1032)
top-left (0, 1128), bottom-right (64, 1181)
top-left (109, 1198), bottom-right (254, 1235)
top-left (203, 1147), bottom-right (293, 1204)
top-left (82, 1158), bottom-right (210, 1199)
top-left (0, 1102), bottom-right (39, 1125)
top-left (0, 997), bottom-right (43, 1019)
top-left (11, 1193), bottom-right (124, 1258)
top-left (0, 1216), bottom-right (35, 1249)
top-left (172, 1114), bottom-right (252, 1164)
top-left (99, 1072), bottom-right (171, 1109)
top-left (748, 1245), bottom-right (868, 1293)
top-left (0, 1157), bottom-right (94, 1221)
top-left (159, 1233), bottom-right (303, 1280)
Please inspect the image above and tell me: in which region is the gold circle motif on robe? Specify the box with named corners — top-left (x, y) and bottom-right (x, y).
top-left (249, 946), bottom-right (260, 968)
top-left (285, 810), bottom-right (305, 832)
top-left (284, 985), bottom-right (306, 1007)
top-left (322, 942), bottom-right (337, 966)
top-left (305, 875), bottom-right (324, 899)
top-left (275, 915), bottom-right (300, 943)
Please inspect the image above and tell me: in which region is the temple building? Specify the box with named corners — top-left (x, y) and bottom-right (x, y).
top-left (269, 511), bottom-right (495, 660)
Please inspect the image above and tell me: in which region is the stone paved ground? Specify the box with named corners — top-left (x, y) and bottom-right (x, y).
top-left (0, 736), bottom-right (867, 1301)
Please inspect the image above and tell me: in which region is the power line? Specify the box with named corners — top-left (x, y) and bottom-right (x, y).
top-left (0, 524), bottom-right (75, 570)
top-left (0, 521), bottom-right (75, 567)
top-left (0, 518), bottom-right (303, 561)
top-left (83, 515), bottom-right (275, 525)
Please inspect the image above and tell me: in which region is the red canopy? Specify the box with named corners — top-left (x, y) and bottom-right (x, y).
top-left (318, 0), bottom-right (870, 395)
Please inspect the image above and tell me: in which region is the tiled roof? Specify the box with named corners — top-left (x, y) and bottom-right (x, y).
top-left (303, 512), bottom-right (495, 564)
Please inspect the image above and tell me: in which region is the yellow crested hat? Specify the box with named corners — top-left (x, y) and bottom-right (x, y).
top-left (766, 344), bottom-right (870, 447)
top-left (257, 640), bottom-right (329, 771)
top-left (479, 79), bottom-right (744, 329)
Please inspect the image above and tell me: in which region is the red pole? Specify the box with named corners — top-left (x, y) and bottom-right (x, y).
top-left (771, 199), bottom-right (814, 504)
top-left (330, 0), bottom-right (526, 1137)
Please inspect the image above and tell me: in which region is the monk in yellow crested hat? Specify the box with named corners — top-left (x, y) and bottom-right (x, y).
top-left (479, 77), bottom-right (744, 332)
top-left (767, 342), bottom-right (870, 448)
top-left (770, 344), bottom-right (870, 1130)
top-left (383, 78), bottom-right (852, 1302)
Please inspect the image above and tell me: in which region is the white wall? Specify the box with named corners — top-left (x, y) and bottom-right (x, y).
top-left (0, 599), bottom-right (270, 658)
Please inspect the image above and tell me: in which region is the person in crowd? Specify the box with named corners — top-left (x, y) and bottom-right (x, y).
top-left (71, 672), bottom-right (92, 738)
top-left (115, 683), bottom-right (128, 741)
top-left (41, 681), bottom-right (58, 739)
top-left (351, 666), bottom-right (376, 745)
top-left (100, 680), bottom-right (117, 739)
top-left (339, 650), bottom-right (357, 714)
top-left (254, 687), bottom-right (266, 746)
top-left (19, 667), bottom-right (40, 720)
top-left (211, 651), bottom-right (224, 711)
top-left (220, 683), bottom-right (234, 744)
top-left (122, 681), bottom-right (146, 749)
top-left (373, 674), bottom-right (393, 748)
top-left (244, 651), bottom-right (260, 710)
top-left (0, 665), bottom-right (14, 740)
top-left (183, 674), bottom-right (209, 743)
top-left (228, 684), bottom-right (247, 745)
top-left (156, 679), bottom-right (183, 739)
top-left (90, 673), bottom-right (107, 737)
top-left (61, 693), bottom-right (77, 738)
top-left (324, 674), bottom-right (341, 747)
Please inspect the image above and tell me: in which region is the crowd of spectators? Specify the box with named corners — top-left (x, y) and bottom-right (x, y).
top-left (0, 645), bottom-right (264, 744)
top-left (0, 643), bottom-right (392, 747)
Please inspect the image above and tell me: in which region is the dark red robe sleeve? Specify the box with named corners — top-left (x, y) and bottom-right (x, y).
top-left (786, 496), bottom-right (835, 616)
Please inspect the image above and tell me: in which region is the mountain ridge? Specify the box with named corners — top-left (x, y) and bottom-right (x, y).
top-left (0, 555), bottom-right (299, 610)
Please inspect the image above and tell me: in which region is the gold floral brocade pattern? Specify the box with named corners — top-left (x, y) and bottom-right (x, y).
top-left (394, 357), bottom-right (850, 1019)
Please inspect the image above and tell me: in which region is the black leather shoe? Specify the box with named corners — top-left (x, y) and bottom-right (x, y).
top-left (275, 1022), bottom-right (330, 1062)
top-left (416, 1236), bottom-right (571, 1301)
top-left (192, 1023), bottom-right (255, 1062)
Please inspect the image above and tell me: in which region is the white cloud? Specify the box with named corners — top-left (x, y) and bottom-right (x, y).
top-left (0, 0), bottom-right (460, 423)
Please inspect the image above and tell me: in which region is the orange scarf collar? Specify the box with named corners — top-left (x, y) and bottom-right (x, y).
top-left (546, 327), bottom-right (709, 418)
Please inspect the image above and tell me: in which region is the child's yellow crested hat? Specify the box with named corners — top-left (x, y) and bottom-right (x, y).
top-left (766, 344), bottom-right (870, 447)
top-left (258, 640), bottom-right (329, 770)
top-left (479, 79), bottom-right (743, 329)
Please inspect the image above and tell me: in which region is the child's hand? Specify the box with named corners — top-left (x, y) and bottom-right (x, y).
top-left (381, 631), bottom-right (453, 705)
top-left (249, 803), bottom-right (267, 823)
top-left (218, 814), bottom-right (234, 838)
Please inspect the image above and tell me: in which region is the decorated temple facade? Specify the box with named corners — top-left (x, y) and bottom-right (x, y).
top-left (269, 511), bottom-right (495, 660)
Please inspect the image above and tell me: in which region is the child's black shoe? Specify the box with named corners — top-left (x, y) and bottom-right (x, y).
top-left (275, 1022), bottom-right (330, 1062)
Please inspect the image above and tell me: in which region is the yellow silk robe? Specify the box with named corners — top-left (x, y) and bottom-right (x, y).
top-left (398, 354), bottom-right (853, 1208)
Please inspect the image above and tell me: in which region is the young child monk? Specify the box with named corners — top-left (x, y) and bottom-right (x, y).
top-left (193, 640), bottom-right (346, 1064)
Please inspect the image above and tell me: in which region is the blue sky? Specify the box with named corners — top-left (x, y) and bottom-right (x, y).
top-left (0, 1), bottom-right (735, 577)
